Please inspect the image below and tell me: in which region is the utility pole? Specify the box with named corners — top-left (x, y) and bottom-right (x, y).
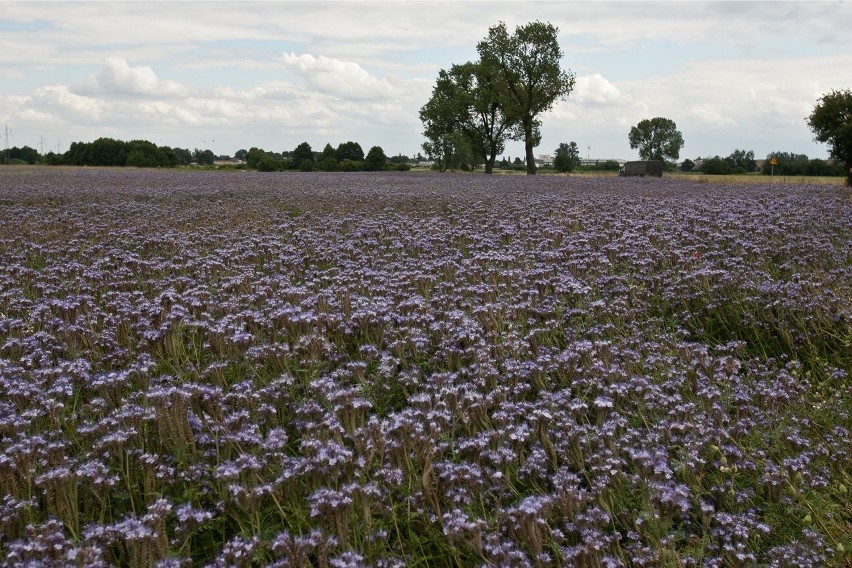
top-left (3, 123), bottom-right (11, 164)
top-left (39, 135), bottom-right (45, 156)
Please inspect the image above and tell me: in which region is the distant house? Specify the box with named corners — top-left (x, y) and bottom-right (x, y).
top-left (580, 158), bottom-right (627, 167)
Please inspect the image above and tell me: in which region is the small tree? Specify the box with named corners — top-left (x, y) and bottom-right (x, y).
top-left (725, 149), bottom-right (756, 173)
top-left (292, 142), bottom-right (313, 166)
top-left (336, 141), bottom-right (364, 162)
top-left (807, 89), bottom-right (852, 185)
top-left (193, 148), bottom-right (215, 166)
top-left (246, 147), bottom-right (266, 169)
top-left (315, 144), bottom-right (338, 171)
top-left (628, 117), bottom-right (684, 163)
top-left (680, 159), bottom-right (695, 172)
top-left (553, 141), bottom-right (580, 173)
top-left (172, 147), bottom-right (193, 166)
top-left (364, 146), bottom-right (387, 171)
top-left (699, 156), bottom-right (731, 175)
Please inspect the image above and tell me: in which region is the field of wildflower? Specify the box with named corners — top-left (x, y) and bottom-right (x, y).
top-left (0, 167), bottom-right (850, 567)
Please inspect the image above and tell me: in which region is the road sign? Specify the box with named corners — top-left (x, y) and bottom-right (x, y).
top-left (770, 157), bottom-right (778, 166)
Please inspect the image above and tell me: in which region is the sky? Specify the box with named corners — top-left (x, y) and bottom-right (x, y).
top-left (1, 1), bottom-right (850, 162)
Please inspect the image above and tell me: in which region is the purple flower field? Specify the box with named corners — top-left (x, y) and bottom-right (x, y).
top-left (0, 168), bottom-right (850, 567)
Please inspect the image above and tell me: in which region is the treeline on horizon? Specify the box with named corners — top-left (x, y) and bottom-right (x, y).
top-left (685, 149), bottom-right (846, 177)
top-left (0, 136), bottom-right (846, 177)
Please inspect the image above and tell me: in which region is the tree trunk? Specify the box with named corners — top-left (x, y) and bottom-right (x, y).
top-left (525, 140), bottom-right (537, 175)
top-left (523, 121), bottom-right (537, 175)
top-left (485, 155), bottom-right (495, 174)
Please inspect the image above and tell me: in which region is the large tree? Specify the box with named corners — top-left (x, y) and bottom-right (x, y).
top-left (477, 21), bottom-right (575, 175)
top-left (807, 89), bottom-right (852, 186)
top-left (628, 117), bottom-right (684, 163)
top-left (420, 60), bottom-right (519, 174)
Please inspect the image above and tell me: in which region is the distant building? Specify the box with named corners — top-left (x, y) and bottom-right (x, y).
top-left (579, 158), bottom-right (627, 167)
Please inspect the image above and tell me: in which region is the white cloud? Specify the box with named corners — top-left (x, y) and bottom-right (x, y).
top-left (74, 57), bottom-right (188, 98)
top-left (281, 52), bottom-right (396, 101)
top-left (572, 74), bottom-right (626, 106)
top-left (32, 85), bottom-right (106, 123)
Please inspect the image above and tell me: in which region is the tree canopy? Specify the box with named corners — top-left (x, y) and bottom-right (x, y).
top-left (364, 146), bottom-right (387, 171)
top-left (336, 141), bottom-right (364, 162)
top-left (422, 131), bottom-right (476, 172)
top-left (553, 141), bottom-right (580, 173)
top-left (477, 21), bottom-right (575, 175)
top-left (807, 89), bottom-right (852, 185)
top-left (628, 118), bottom-right (685, 163)
top-left (292, 142), bottom-right (314, 165)
top-left (419, 60), bottom-right (519, 174)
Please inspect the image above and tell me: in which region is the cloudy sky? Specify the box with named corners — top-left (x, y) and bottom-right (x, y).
top-left (1, 1), bottom-right (849, 161)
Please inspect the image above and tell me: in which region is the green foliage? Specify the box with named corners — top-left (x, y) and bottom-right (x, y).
top-left (246, 147), bottom-right (289, 171)
top-left (336, 141), bottom-right (365, 162)
top-left (681, 158), bottom-right (695, 172)
top-left (364, 146), bottom-right (387, 171)
top-left (60, 138), bottom-right (184, 168)
top-left (257, 157), bottom-right (283, 172)
top-left (628, 117), bottom-right (684, 163)
top-left (316, 156), bottom-right (339, 172)
top-left (578, 160), bottom-right (621, 172)
top-left (63, 137), bottom-right (127, 166)
top-left (761, 152), bottom-right (811, 176)
top-left (126, 140), bottom-right (170, 168)
top-left (338, 159), bottom-right (365, 172)
top-left (193, 148), bottom-right (215, 166)
top-left (44, 151), bottom-right (64, 165)
top-left (726, 148), bottom-right (757, 172)
top-left (172, 147), bottom-right (193, 166)
top-left (246, 147), bottom-right (266, 169)
top-left (422, 131), bottom-right (475, 172)
top-left (806, 158), bottom-right (844, 176)
top-left (0, 145), bottom-right (40, 164)
top-left (807, 89), bottom-right (852, 185)
top-left (292, 142), bottom-right (314, 166)
top-left (420, 59), bottom-right (519, 174)
top-left (321, 143), bottom-right (336, 159)
top-left (477, 20), bottom-right (575, 175)
top-left (553, 141), bottom-right (580, 173)
top-left (700, 156), bottom-right (732, 175)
